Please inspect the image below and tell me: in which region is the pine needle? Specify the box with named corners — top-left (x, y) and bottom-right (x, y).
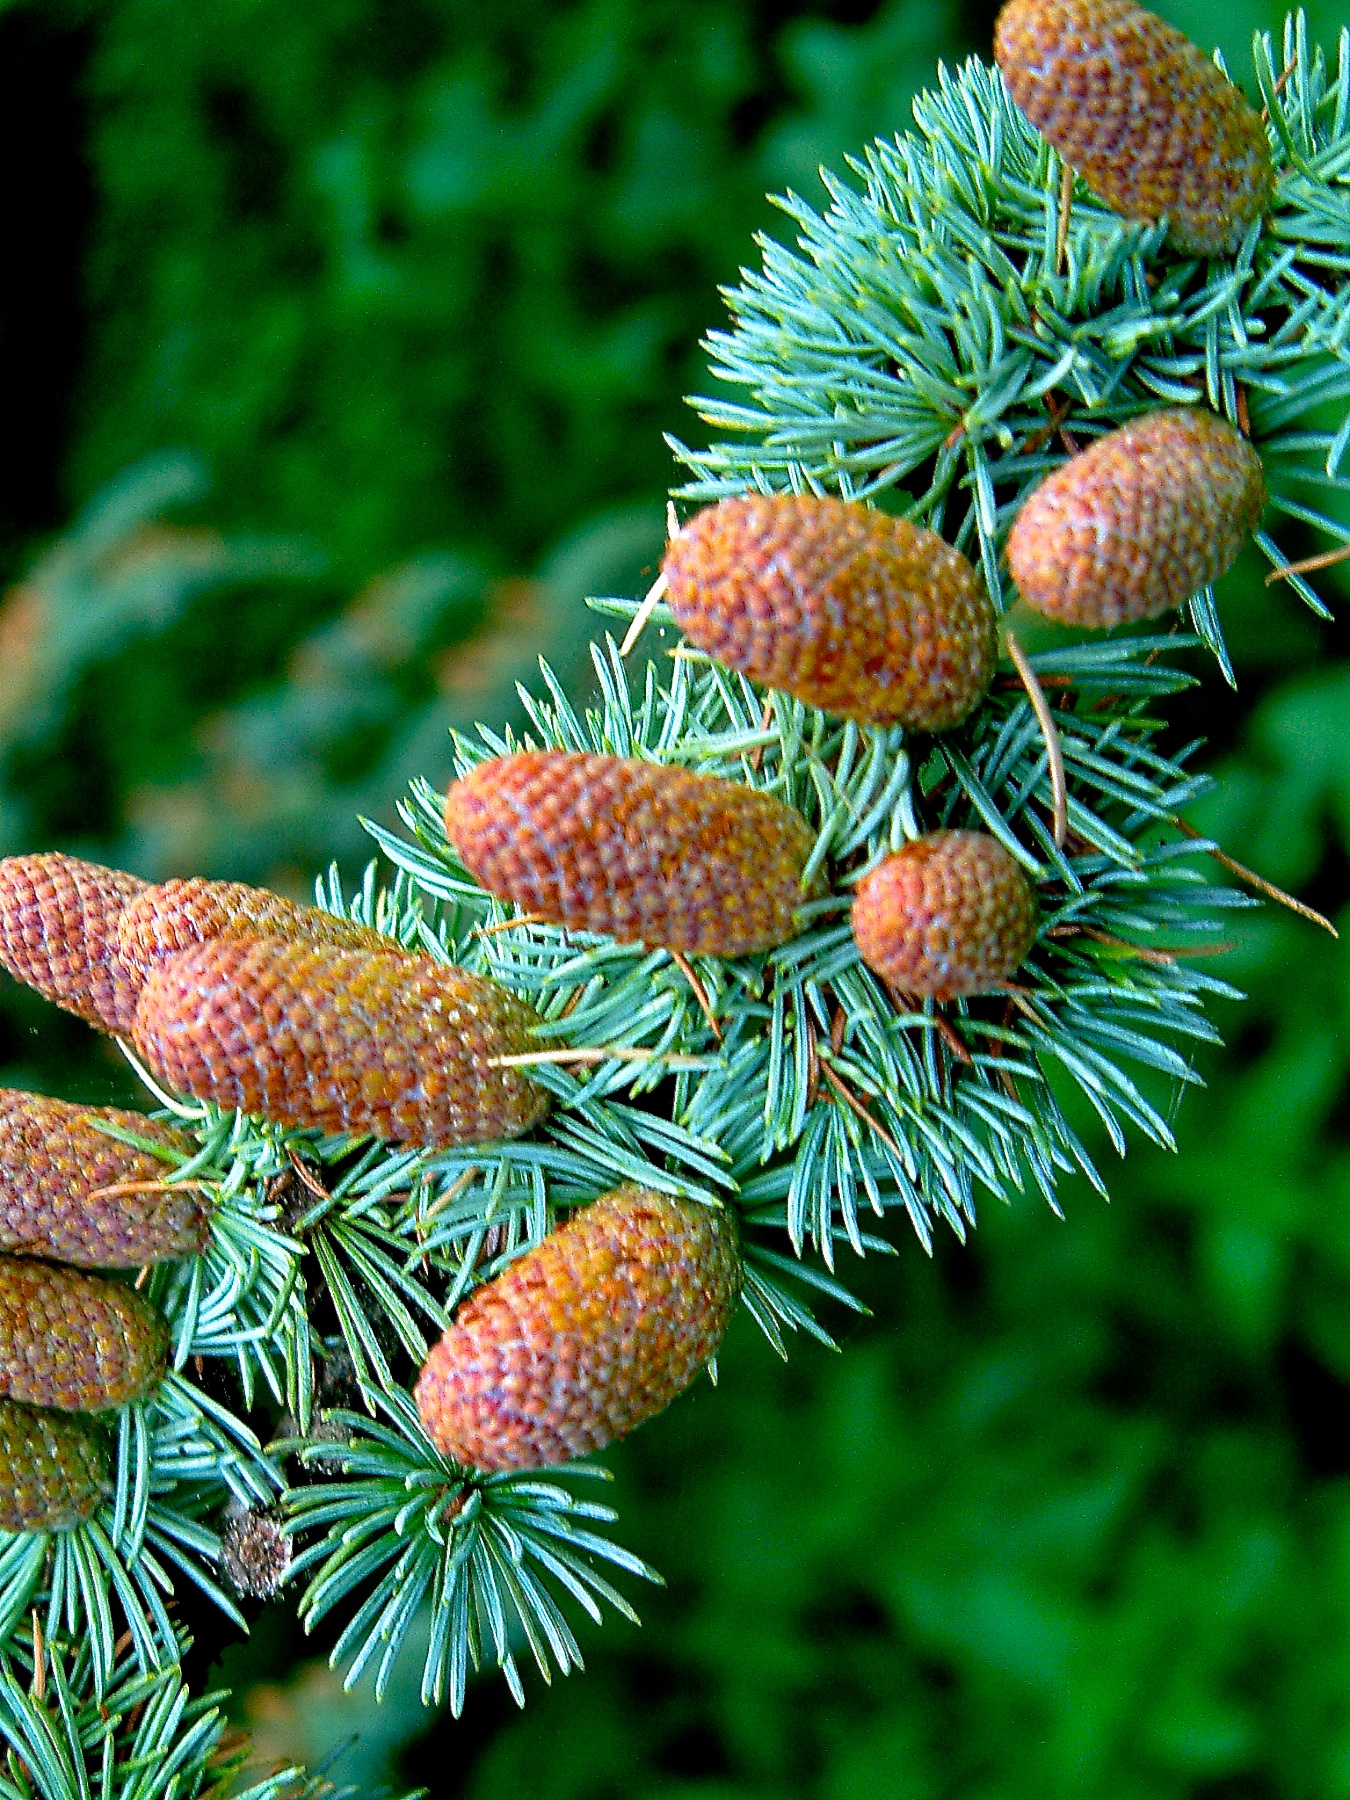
top-left (620, 569), bottom-right (668, 657)
top-left (1172, 817), bottom-right (1338, 936)
top-left (1004, 628), bottom-right (1068, 849)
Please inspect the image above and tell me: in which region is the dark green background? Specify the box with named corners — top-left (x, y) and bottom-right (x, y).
top-left (1, 1), bottom-right (1348, 1793)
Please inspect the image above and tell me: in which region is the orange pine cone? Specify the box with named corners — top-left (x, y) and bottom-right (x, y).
top-left (131, 938), bottom-right (549, 1147)
top-left (115, 876), bottom-right (392, 983)
top-left (1007, 409), bottom-right (1265, 628)
top-left (0, 1258), bottom-right (168, 1411)
top-left (0, 853), bottom-right (146, 1033)
top-left (0, 1090), bottom-right (207, 1268)
top-left (852, 830), bottom-right (1039, 1001)
top-left (0, 1398), bottom-right (110, 1532)
top-left (994, 0), bottom-right (1273, 256)
top-left (443, 751), bottom-right (823, 957)
top-left (415, 1185), bottom-right (742, 1470)
top-left (994, 0), bottom-right (1274, 256)
top-left (662, 493), bottom-right (997, 729)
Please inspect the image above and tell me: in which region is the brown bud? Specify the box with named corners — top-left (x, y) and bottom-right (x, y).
top-left (219, 1505), bottom-right (292, 1599)
top-left (0, 853), bottom-right (146, 1033)
top-left (131, 938), bottom-right (549, 1148)
top-left (444, 752), bottom-right (823, 957)
top-left (662, 493), bottom-right (996, 729)
top-left (0, 1089), bottom-right (207, 1267)
top-left (852, 830), bottom-right (1039, 1001)
top-left (995, 0), bottom-right (1274, 256)
top-left (0, 1398), bottom-right (110, 1532)
top-left (1007, 409), bottom-right (1266, 628)
top-left (115, 876), bottom-right (392, 984)
top-left (416, 1186), bottom-right (742, 1470)
top-left (0, 1258), bottom-right (169, 1411)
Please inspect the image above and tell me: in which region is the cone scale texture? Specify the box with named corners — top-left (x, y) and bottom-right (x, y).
top-left (662, 493), bottom-right (997, 729)
top-left (0, 1398), bottom-right (110, 1532)
top-left (444, 752), bottom-right (822, 957)
top-left (852, 831), bottom-right (1039, 1001)
top-left (0, 854), bottom-right (146, 1033)
top-left (131, 938), bottom-right (550, 1147)
top-left (0, 1090), bottom-right (207, 1267)
top-left (994, 0), bottom-right (1274, 255)
top-left (1007, 409), bottom-right (1266, 628)
top-left (115, 877), bottom-right (393, 983)
top-left (0, 1258), bottom-right (168, 1412)
top-left (415, 1185), bottom-right (742, 1470)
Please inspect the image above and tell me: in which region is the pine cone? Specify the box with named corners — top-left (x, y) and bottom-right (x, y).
top-left (852, 831), bottom-right (1039, 1001)
top-left (994, 0), bottom-right (1274, 256)
top-left (1007, 409), bottom-right (1265, 628)
top-left (662, 493), bottom-right (996, 729)
top-left (0, 1090), bottom-right (206, 1268)
top-left (443, 752), bottom-right (823, 957)
top-left (0, 1258), bottom-right (169, 1411)
top-left (115, 876), bottom-right (393, 983)
top-left (0, 853), bottom-right (146, 1033)
top-left (415, 1185), bottom-right (742, 1470)
top-left (0, 1398), bottom-right (110, 1532)
top-left (131, 938), bottom-right (550, 1147)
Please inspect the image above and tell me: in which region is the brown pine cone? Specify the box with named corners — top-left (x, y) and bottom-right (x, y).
top-left (662, 493), bottom-right (996, 729)
top-left (0, 1398), bottom-right (111, 1532)
top-left (0, 853), bottom-right (146, 1033)
top-left (115, 876), bottom-right (393, 983)
top-left (415, 1186), bottom-right (742, 1470)
top-left (994, 0), bottom-right (1274, 255)
top-left (0, 1090), bottom-right (207, 1267)
top-left (0, 1258), bottom-right (169, 1411)
top-left (443, 751), bottom-right (823, 957)
top-left (131, 938), bottom-right (549, 1147)
top-left (852, 830), bottom-right (1039, 1001)
top-left (1007, 409), bottom-right (1266, 627)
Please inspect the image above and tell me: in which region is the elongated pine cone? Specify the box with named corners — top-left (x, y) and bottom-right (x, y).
top-left (852, 831), bottom-right (1039, 1001)
top-left (0, 1398), bottom-right (110, 1532)
top-left (0, 1258), bottom-right (168, 1411)
top-left (115, 876), bottom-right (393, 983)
top-left (1007, 409), bottom-right (1266, 627)
top-left (662, 493), bottom-right (997, 729)
top-left (994, 0), bottom-right (1274, 255)
top-left (0, 1090), bottom-right (207, 1267)
top-left (131, 938), bottom-right (549, 1147)
top-left (0, 854), bottom-right (146, 1033)
top-left (444, 752), bottom-right (823, 956)
top-left (415, 1185), bottom-right (742, 1470)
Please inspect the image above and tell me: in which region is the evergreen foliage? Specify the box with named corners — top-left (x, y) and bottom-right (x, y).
top-left (0, 4), bottom-right (1347, 1795)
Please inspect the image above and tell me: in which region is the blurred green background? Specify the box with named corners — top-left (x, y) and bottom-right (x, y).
top-left (1, 0), bottom-right (1348, 1793)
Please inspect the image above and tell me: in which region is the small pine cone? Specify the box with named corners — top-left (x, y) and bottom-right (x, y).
top-left (0, 853), bottom-right (146, 1033)
top-left (1007, 409), bottom-right (1265, 628)
top-left (0, 1398), bottom-right (110, 1532)
top-left (994, 0), bottom-right (1274, 256)
top-left (219, 1505), bottom-right (292, 1599)
top-left (0, 1258), bottom-right (169, 1412)
top-left (415, 1185), bottom-right (742, 1470)
top-left (663, 493), bottom-right (996, 730)
top-left (852, 831), bottom-right (1039, 1001)
top-left (443, 752), bottom-right (823, 957)
top-left (0, 1090), bottom-right (207, 1268)
top-left (115, 877), bottom-right (392, 985)
top-left (131, 938), bottom-right (549, 1148)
